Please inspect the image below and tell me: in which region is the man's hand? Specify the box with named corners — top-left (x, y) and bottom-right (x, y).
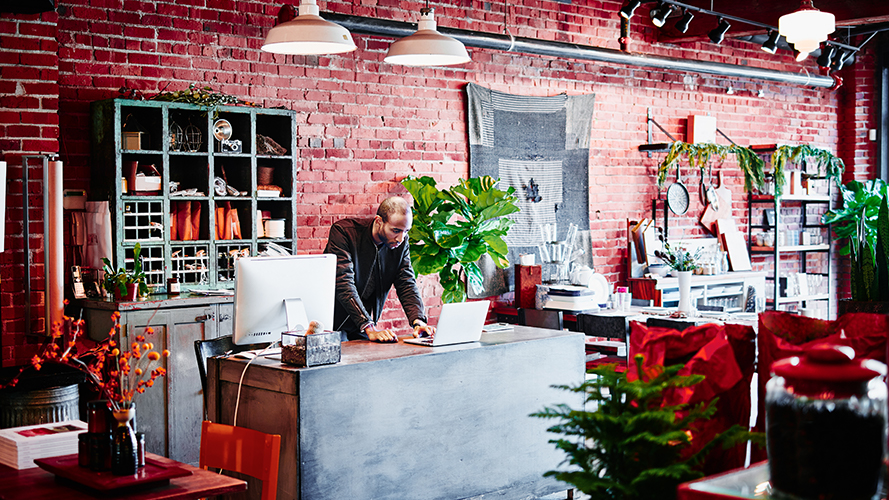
top-left (365, 325), bottom-right (398, 343)
top-left (412, 320), bottom-right (435, 339)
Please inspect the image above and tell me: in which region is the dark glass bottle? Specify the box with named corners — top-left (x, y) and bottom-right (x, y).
top-left (110, 406), bottom-right (138, 476)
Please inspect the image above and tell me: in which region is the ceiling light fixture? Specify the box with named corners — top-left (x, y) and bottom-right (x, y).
top-left (708, 18), bottom-right (731, 44)
top-left (385, 4), bottom-right (470, 67)
top-left (831, 48), bottom-right (850, 70)
top-left (778, 0), bottom-right (835, 56)
top-left (261, 0), bottom-right (357, 55)
top-left (674, 9), bottom-right (694, 34)
top-left (816, 43), bottom-right (836, 67)
top-left (792, 47), bottom-right (809, 62)
top-left (761, 30), bottom-right (780, 54)
top-left (650, 2), bottom-right (674, 28)
top-left (619, 0), bottom-right (643, 20)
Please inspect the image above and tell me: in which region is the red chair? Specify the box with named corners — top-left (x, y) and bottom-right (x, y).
top-left (199, 421), bottom-right (282, 500)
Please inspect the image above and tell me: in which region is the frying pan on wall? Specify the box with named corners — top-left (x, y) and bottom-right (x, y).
top-left (666, 163), bottom-right (689, 215)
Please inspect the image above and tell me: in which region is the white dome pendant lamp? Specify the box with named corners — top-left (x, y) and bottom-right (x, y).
top-left (385, 4), bottom-right (470, 67)
top-left (778, 0), bottom-right (835, 60)
top-left (261, 0), bottom-right (357, 55)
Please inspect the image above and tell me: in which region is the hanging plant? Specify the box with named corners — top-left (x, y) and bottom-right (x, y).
top-left (771, 144), bottom-right (844, 196)
top-left (657, 142), bottom-right (765, 194)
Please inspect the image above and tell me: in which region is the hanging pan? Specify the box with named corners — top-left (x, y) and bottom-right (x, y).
top-left (666, 162), bottom-right (689, 215)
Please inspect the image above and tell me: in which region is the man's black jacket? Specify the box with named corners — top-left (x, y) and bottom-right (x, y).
top-left (323, 218), bottom-right (427, 340)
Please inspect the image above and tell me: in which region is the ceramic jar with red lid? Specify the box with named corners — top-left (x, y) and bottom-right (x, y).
top-left (766, 344), bottom-right (888, 500)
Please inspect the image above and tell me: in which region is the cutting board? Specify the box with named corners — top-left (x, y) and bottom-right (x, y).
top-left (700, 171), bottom-right (733, 234)
top-left (722, 231), bottom-right (752, 271)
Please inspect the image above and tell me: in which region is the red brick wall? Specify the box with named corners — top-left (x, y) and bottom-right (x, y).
top-left (0, 10), bottom-right (59, 366)
top-left (0, 0), bottom-right (880, 365)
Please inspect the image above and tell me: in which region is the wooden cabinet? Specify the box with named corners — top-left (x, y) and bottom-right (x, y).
top-left (90, 98), bottom-right (297, 292)
top-left (79, 295), bottom-right (233, 465)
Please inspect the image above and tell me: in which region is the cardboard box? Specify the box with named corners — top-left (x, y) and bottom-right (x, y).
top-left (133, 176), bottom-right (161, 192)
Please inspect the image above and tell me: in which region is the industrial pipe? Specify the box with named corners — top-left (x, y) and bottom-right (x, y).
top-left (326, 13), bottom-right (835, 89)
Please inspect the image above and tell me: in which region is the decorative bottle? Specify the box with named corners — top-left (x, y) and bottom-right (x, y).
top-left (110, 404), bottom-right (138, 475)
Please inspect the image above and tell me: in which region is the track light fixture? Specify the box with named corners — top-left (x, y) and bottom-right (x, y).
top-left (761, 30), bottom-right (780, 54)
top-left (831, 49), bottom-right (850, 70)
top-left (650, 2), bottom-right (674, 28)
top-left (619, 0), bottom-right (643, 20)
top-left (674, 9), bottom-right (694, 34)
top-left (708, 18), bottom-right (730, 44)
top-left (816, 43), bottom-right (835, 67)
top-left (613, 0), bottom-right (864, 70)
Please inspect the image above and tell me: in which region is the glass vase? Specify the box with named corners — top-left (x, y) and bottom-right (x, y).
top-left (111, 404), bottom-right (138, 476)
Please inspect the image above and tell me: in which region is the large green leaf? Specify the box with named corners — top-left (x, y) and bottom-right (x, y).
top-left (401, 175), bottom-right (520, 302)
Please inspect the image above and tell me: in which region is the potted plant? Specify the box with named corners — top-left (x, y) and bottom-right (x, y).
top-left (822, 179), bottom-right (889, 312)
top-left (533, 358), bottom-right (759, 500)
top-left (655, 240), bottom-right (702, 314)
top-left (401, 175), bottom-right (520, 303)
top-left (102, 242), bottom-right (150, 300)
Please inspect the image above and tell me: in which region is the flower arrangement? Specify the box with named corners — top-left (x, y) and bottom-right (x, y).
top-left (654, 240), bottom-right (702, 272)
top-left (0, 305), bottom-right (169, 411)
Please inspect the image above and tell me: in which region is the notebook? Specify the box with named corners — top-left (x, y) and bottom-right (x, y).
top-left (403, 300), bottom-right (491, 347)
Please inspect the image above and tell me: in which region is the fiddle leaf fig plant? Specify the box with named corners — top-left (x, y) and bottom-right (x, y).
top-left (401, 175), bottom-right (520, 303)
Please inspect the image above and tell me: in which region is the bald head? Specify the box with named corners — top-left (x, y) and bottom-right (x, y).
top-left (376, 197), bottom-right (411, 223)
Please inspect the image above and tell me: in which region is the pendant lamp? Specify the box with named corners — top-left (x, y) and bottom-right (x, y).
top-left (778, 0), bottom-right (834, 58)
top-left (384, 6), bottom-right (470, 67)
top-left (261, 0), bottom-right (356, 55)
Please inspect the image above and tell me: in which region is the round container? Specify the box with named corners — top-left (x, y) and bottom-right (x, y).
top-left (766, 344), bottom-right (888, 500)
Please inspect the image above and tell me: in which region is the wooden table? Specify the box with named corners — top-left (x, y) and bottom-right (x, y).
top-left (0, 453), bottom-right (247, 500)
top-left (207, 326), bottom-right (585, 500)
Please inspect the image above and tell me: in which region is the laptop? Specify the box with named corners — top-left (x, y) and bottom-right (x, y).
top-left (403, 300), bottom-right (490, 347)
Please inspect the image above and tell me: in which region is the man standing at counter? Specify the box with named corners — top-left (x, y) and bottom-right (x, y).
top-left (324, 197), bottom-right (436, 342)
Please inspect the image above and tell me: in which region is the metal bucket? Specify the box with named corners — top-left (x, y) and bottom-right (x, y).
top-left (0, 384), bottom-right (80, 428)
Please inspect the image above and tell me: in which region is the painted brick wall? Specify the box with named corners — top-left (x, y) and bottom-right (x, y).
top-left (0, 10), bottom-right (59, 367)
top-left (0, 0), bottom-right (879, 365)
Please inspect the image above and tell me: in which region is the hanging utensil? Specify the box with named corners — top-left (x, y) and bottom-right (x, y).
top-left (704, 162), bottom-right (719, 212)
top-left (666, 162), bottom-right (689, 215)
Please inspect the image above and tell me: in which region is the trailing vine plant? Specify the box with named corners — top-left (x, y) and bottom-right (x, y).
top-left (657, 142), bottom-right (764, 193)
top-left (771, 144), bottom-right (845, 195)
top-left (658, 142), bottom-right (843, 197)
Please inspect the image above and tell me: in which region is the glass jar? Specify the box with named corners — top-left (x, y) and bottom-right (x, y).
top-left (766, 344), bottom-right (888, 500)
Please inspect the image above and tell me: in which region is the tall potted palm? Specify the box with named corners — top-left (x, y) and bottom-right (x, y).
top-left (401, 175), bottom-right (520, 303)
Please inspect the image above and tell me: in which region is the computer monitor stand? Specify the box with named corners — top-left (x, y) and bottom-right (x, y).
top-left (283, 298), bottom-right (308, 336)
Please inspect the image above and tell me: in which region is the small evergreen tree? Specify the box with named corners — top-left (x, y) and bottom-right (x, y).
top-left (533, 356), bottom-right (760, 500)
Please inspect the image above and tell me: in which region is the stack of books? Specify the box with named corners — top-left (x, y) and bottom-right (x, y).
top-left (0, 420), bottom-right (87, 469)
top-left (542, 284), bottom-right (599, 311)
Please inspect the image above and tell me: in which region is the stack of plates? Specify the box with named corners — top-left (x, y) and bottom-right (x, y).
top-left (0, 420), bottom-right (87, 469)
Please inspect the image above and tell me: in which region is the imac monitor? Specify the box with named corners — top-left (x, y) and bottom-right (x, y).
top-left (232, 254), bottom-right (336, 346)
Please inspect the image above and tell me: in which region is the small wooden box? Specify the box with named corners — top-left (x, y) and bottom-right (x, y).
top-left (281, 331), bottom-right (341, 367)
top-left (122, 132), bottom-right (142, 150)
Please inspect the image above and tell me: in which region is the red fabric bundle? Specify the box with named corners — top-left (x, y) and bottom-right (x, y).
top-left (755, 310), bottom-right (889, 431)
top-left (629, 321), bottom-right (755, 475)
